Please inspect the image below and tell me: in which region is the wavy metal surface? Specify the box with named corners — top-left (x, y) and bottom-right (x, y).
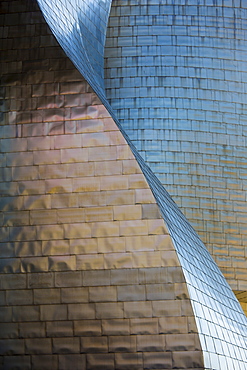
top-left (6, 0), bottom-right (247, 368)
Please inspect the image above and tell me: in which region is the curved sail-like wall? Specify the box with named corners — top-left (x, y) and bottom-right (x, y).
top-left (0, 0), bottom-right (247, 368)
top-left (37, 0), bottom-right (112, 95)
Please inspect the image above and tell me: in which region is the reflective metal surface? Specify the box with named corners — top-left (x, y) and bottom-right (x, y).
top-left (1, 1), bottom-right (204, 368)
top-left (37, 0), bottom-right (112, 97)
top-left (105, 0), bottom-right (247, 299)
top-left (0, 0), bottom-right (247, 369)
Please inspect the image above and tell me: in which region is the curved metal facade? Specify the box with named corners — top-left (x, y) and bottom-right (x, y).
top-left (0, 0), bottom-right (247, 369)
top-left (104, 0), bottom-right (247, 297)
top-left (37, 0), bottom-right (112, 95)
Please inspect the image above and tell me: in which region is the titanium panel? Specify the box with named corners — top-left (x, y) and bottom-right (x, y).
top-left (37, 0), bottom-right (112, 96)
top-left (105, 0), bottom-right (247, 297)
top-left (1, 1), bottom-right (204, 368)
top-left (37, 0), bottom-right (247, 367)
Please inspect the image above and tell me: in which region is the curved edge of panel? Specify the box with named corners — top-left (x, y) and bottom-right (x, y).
top-left (36, 0), bottom-right (112, 96)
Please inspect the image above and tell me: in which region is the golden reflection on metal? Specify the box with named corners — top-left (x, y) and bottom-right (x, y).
top-left (234, 291), bottom-right (247, 316)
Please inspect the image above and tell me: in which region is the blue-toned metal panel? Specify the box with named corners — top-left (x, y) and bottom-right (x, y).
top-left (105, 0), bottom-right (247, 295)
top-left (143, 168), bottom-right (247, 369)
top-left (36, 0), bottom-right (247, 368)
top-left (37, 0), bottom-right (112, 96)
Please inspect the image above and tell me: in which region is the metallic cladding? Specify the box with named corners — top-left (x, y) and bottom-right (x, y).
top-left (104, 0), bottom-right (247, 296)
top-left (1, 2), bottom-right (205, 368)
top-left (0, 0), bottom-right (247, 368)
top-left (37, 0), bottom-right (247, 368)
top-left (37, 0), bottom-right (112, 95)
